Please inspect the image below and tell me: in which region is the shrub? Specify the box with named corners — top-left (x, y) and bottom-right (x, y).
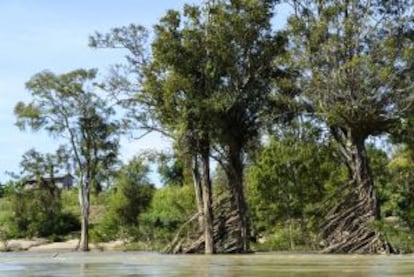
top-left (8, 184), bottom-right (79, 239)
top-left (92, 158), bottom-right (155, 242)
top-left (138, 185), bottom-right (196, 248)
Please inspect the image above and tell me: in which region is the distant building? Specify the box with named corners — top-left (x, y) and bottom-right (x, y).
top-left (23, 174), bottom-right (74, 190)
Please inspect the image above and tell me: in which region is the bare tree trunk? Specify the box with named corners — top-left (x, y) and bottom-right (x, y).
top-left (226, 143), bottom-right (250, 253)
top-left (289, 217), bottom-right (295, 250)
top-left (321, 131), bottom-right (396, 253)
top-left (201, 147), bottom-right (214, 254)
top-left (80, 211), bottom-right (89, 251)
top-left (79, 180), bottom-right (90, 252)
top-left (192, 154), bottom-right (204, 233)
top-left (350, 135), bottom-right (380, 220)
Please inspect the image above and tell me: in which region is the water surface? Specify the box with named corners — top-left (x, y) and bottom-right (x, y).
top-left (0, 251), bottom-right (412, 276)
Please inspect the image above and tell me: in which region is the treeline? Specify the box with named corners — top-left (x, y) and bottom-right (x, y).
top-left (1, 0), bottom-right (413, 254)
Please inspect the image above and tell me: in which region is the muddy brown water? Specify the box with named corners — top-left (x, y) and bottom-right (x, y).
top-left (0, 251), bottom-right (413, 276)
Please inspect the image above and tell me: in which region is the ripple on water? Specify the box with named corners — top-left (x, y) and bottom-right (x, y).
top-left (0, 263), bottom-right (25, 271)
top-left (0, 252), bottom-right (413, 277)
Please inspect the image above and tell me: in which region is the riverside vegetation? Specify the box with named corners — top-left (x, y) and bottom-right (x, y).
top-left (1, 0), bottom-right (413, 254)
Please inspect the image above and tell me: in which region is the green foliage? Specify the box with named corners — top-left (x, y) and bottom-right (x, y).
top-left (253, 222), bottom-right (318, 251)
top-left (18, 147), bottom-right (71, 180)
top-left (61, 189), bottom-right (80, 216)
top-left (0, 196), bottom-right (12, 243)
top-left (247, 122), bottom-right (345, 247)
top-left (385, 148), bottom-right (414, 229)
top-left (7, 186), bottom-right (79, 240)
top-left (139, 185), bottom-right (196, 247)
top-left (157, 153), bottom-right (185, 187)
top-left (367, 144), bottom-right (394, 217)
top-left (15, 68), bottom-right (120, 193)
top-left (389, 115), bottom-right (414, 229)
top-left (376, 220), bottom-right (414, 254)
top-left (285, 0), bottom-right (413, 253)
top-left (93, 158), bottom-right (154, 242)
top-left (15, 68), bottom-right (121, 250)
top-left (212, 164), bottom-right (230, 198)
top-left (288, 0), bottom-right (413, 139)
top-left (90, 0), bottom-right (293, 252)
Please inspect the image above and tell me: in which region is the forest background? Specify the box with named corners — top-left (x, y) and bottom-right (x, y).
top-left (0, 0), bottom-right (413, 254)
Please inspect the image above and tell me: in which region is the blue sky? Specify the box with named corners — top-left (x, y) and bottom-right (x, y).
top-left (0, 0), bottom-right (290, 184)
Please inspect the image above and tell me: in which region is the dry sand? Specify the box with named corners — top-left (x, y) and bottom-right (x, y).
top-left (0, 238), bottom-right (124, 252)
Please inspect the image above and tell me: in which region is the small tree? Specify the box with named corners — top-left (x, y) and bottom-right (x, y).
top-left (8, 148), bottom-right (77, 239)
top-left (247, 121), bottom-right (343, 249)
top-left (203, 0), bottom-right (291, 252)
top-left (15, 69), bottom-right (119, 251)
top-left (100, 157), bottom-right (154, 241)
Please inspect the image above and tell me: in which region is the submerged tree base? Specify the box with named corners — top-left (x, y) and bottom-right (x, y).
top-left (320, 189), bottom-right (398, 254)
top-left (164, 196), bottom-right (251, 254)
top-left (321, 229), bottom-right (397, 254)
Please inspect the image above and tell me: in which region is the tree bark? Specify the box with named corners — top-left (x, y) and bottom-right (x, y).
top-left (321, 130), bottom-right (396, 253)
top-left (79, 179), bottom-right (90, 252)
top-left (225, 142), bottom-right (250, 253)
top-left (191, 154), bottom-right (204, 233)
top-left (201, 147), bottom-right (214, 254)
top-left (349, 135), bottom-right (380, 220)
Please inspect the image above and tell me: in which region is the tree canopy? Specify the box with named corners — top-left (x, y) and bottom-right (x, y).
top-left (14, 69), bottom-right (120, 251)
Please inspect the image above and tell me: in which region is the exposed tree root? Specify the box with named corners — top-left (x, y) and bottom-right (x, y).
top-left (320, 190), bottom-right (398, 254)
top-left (164, 196), bottom-right (251, 254)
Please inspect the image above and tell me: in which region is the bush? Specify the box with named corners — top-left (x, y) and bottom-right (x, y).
top-left (253, 222), bottom-right (318, 251)
top-left (246, 134), bottom-right (345, 243)
top-left (138, 185), bottom-right (196, 248)
top-left (92, 158), bottom-right (155, 242)
top-left (7, 184), bottom-right (80, 239)
top-left (376, 220), bottom-right (414, 253)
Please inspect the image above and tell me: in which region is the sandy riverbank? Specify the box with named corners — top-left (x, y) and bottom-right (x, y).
top-left (0, 239), bottom-right (124, 252)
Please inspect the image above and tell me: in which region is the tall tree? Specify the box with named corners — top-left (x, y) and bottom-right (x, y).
top-left (14, 69), bottom-right (119, 251)
top-left (144, 5), bottom-right (217, 253)
top-left (90, 0), bottom-right (291, 253)
top-left (287, 0), bottom-right (413, 253)
top-left (205, 0), bottom-right (289, 252)
top-left (90, 5), bottom-right (218, 253)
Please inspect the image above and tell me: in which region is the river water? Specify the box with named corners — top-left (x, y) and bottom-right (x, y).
top-left (0, 251), bottom-right (412, 276)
